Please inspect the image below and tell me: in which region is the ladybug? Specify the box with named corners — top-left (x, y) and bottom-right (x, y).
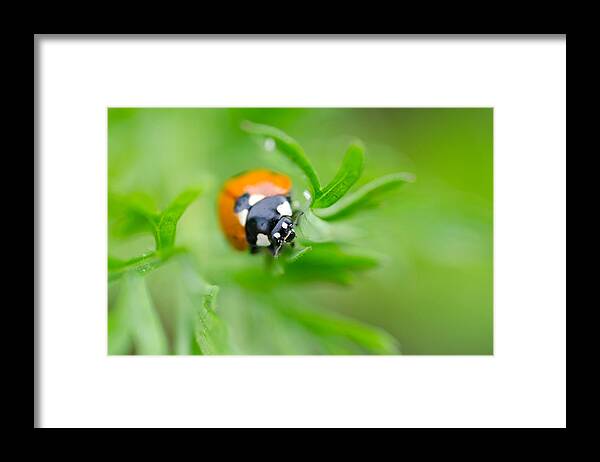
top-left (218, 169), bottom-right (297, 255)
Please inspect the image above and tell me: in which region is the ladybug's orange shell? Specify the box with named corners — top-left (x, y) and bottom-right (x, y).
top-left (218, 169), bottom-right (292, 250)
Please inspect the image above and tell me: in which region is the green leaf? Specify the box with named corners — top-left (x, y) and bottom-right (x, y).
top-left (108, 288), bottom-right (133, 355)
top-left (108, 192), bottom-right (160, 239)
top-left (314, 172), bottom-right (415, 221)
top-left (174, 307), bottom-right (193, 355)
top-left (174, 272), bottom-right (194, 355)
top-left (157, 188), bottom-right (202, 250)
top-left (132, 277), bottom-right (169, 355)
top-left (273, 304), bottom-right (400, 355)
top-left (178, 261), bottom-right (229, 355)
top-left (109, 188), bottom-right (200, 250)
top-left (108, 187), bottom-right (199, 284)
top-left (194, 285), bottom-right (229, 355)
top-left (312, 141), bottom-right (365, 209)
top-left (241, 120), bottom-right (321, 197)
top-left (108, 272), bottom-right (169, 355)
top-left (295, 208), bottom-right (335, 243)
top-left (282, 242), bottom-right (379, 285)
top-left (286, 245), bottom-right (312, 263)
top-left (108, 247), bottom-right (186, 282)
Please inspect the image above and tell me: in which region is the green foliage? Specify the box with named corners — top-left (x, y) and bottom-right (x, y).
top-left (314, 172), bottom-right (415, 221)
top-left (108, 188), bottom-right (201, 281)
top-left (108, 248), bottom-right (185, 282)
top-left (312, 141), bottom-right (364, 209)
top-left (241, 121), bottom-right (414, 219)
top-left (286, 245), bottom-right (312, 263)
top-left (272, 302), bottom-right (400, 355)
top-left (241, 120), bottom-right (321, 197)
top-left (108, 272), bottom-right (168, 355)
top-left (108, 192), bottom-right (159, 239)
top-left (233, 242), bottom-right (379, 289)
top-left (194, 285), bottom-right (229, 355)
top-left (108, 186), bottom-right (230, 355)
top-left (282, 242), bottom-right (379, 285)
top-left (109, 188), bottom-right (200, 251)
top-left (178, 261), bottom-right (229, 355)
top-left (157, 188), bottom-right (202, 250)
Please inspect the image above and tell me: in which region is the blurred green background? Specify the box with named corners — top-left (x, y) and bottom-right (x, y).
top-left (108, 108), bottom-right (493, 355)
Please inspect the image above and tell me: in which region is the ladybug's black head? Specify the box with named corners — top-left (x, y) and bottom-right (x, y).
top-left (236, 193), bottom-right (296, 255)
top-left (270, 216), bottom-right (296, 254)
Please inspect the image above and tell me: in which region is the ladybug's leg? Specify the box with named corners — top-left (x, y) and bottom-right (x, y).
top-left (249, 245), bottom-right (260, 254)
top-left (292, 210), bottom-right (304, 226)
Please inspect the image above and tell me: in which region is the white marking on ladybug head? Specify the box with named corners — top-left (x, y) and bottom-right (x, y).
top-left (248, 194), bottom-right (265, 206)
top-left (237, 209), bottom-right (248, 226)
top-left (281, 222), bottom-right (288, 229)
top-left (276, 201), bottom-right (292, 217)
top-left (256, 233), bottom-right (271, 247)
top-left (273, 232), bottom-right (281, 239)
